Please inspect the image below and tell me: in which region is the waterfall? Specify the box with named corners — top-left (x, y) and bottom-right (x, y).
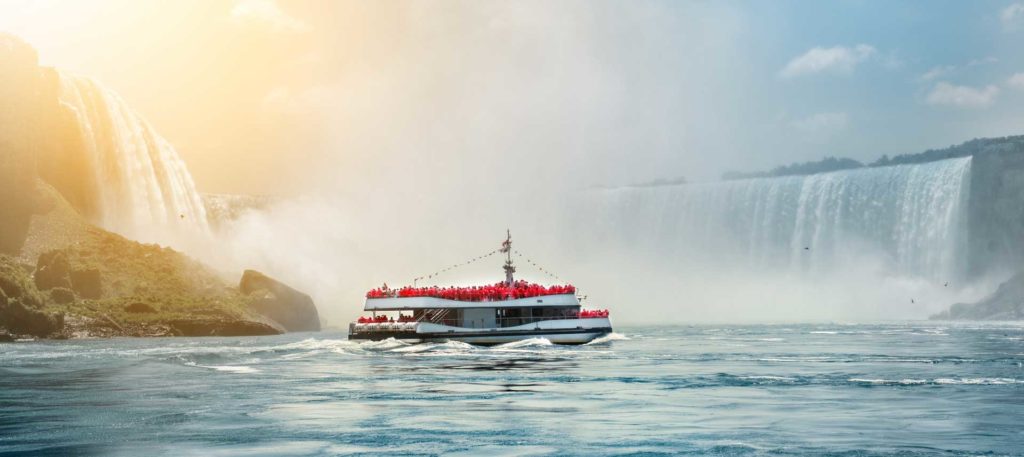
top-left (577, 157), bottom-right (973, 281)
top-left (56, 72), bottom-right (209, 244)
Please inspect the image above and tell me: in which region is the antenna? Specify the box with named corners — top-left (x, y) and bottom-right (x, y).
top-left (501, 229), bottom-right (515, 286)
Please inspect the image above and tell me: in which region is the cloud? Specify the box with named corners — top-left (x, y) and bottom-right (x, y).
top-left (925, 82), bottom-right (1000, 108)
top-left (918, 58), bottom-right (997, 82)
top-left (230, 0), bottom-right (308, 33)
top-left (967, 56), bottom-right (999, 67)
top-left (1002, 2), bottom-right (1024, 29)
top-left (920, 65), bottom-right (955, 82)
top-left (1008, 73), bottom-right (1024, 90)
top-left (779, 44), bottom-right (876, 78)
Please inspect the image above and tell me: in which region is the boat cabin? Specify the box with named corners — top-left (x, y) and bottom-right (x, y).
top-left (360, 293), bottom-right (581, 329)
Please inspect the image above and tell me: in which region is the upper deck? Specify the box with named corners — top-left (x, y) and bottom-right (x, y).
top-left (364, 293), bottom-right (579, 311)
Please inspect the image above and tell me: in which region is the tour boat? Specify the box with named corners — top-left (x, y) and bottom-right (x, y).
top-left (348, 232), bottom-right (612, 345)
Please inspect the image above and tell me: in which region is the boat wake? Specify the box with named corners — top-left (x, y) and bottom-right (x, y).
top-left (585, 332), bottom-right (630, 345)
top-left (389, 341), bottom-right (476, 354)
top-left (15, 333), bottom-right (627, 375)
top-left (494, 337), bottom-right (554, 349)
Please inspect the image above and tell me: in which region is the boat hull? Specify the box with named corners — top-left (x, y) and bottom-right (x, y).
top-left (348, 318), bottom-right (613, 345)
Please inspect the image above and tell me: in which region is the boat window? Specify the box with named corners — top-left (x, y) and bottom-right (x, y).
top-left (491, 306), bottom-right (579, 327)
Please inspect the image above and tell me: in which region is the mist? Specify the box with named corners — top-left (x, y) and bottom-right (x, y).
top-left (192, 165), bottom-right (1006, 326)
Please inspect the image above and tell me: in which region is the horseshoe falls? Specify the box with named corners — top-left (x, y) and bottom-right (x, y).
top-left (577, 157), bottom-right (973, 282)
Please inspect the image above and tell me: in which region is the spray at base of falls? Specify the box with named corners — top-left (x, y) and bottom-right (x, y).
top-left (56, 72), bottom-right (209, 246)
top-left (560, 157), bottom-right (995, 322)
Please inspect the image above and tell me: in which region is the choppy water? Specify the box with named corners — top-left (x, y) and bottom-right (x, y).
top-left (2, 323), bottom-right (1023, 456)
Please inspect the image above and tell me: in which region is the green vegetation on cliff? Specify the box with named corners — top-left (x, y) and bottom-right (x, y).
top-left (722, 135), bottom-right (1024, 181)
top-left (0, 180), bottom-right (283, 338)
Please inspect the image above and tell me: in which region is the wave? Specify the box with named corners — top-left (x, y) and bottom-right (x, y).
top-left (848, 378), bottom-right (928, 385)
top-left (738, 375), bottom-right (797, 382)
top-left (585, 332), bottom-right (631, 345)
top-left (356, 337), bottom-right (411, 351)
top-left (657, 374), bottom-right (1024, 389)
top-left (934, 378), bottom-right (1024, 385)
top-left (183, 362), bottom-right (260, 374)
top-left (493, 337), bottom-right (554, 350)
top-left (850, 377), bottom-right (1024, 386)
top-left (389, 341), bottom-right (476, 354)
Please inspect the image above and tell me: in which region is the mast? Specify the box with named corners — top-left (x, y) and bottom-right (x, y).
top-left (501, 229), bottom-right (515, 286)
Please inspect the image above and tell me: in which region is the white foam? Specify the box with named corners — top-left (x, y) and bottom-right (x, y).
top-left (848, 378), bottom-right (926, 385)
top-left (203, 365), bottom-right (260, 374)
top-left (494, 337), bottom-right (554, 349)
top-left (849, 377), bottom-right (1023, 385)
top-left (359, 337), bottom-right (410, 351)
top-left (275, 338), bottom-right (357, 353)
top-left (740, 375), bottom-right (796, 381)
top-left (585, 332), bottom-right (630, 345)
top-left (934, 378), bottom-right (1024, 385)
top-left (184, 361), bottom-right (260, 374)
top-left (390, 341), bottom-right (475, 353)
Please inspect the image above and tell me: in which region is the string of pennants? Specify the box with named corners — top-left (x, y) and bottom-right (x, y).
top-left (413, 249), bottom-right (500, 285)
top-left (512, 250), bottom-right (586, 300)
top-left (409, 247), bottom-right (585, 300)
top-left (512, 250), bottom-right (571, 285)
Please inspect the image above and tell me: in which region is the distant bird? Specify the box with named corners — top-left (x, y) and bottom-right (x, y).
top-left (803, 246), bottom-right (810, 250)
top-left (944, 282), bottom-right (949, 287)
top-left (180, 214), bottom-right (185, 219)
top-left (911, 298), bottom-right (915, 304)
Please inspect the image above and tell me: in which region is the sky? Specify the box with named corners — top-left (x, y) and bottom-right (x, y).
top-left (1, 0), bottom-right (1022, 198)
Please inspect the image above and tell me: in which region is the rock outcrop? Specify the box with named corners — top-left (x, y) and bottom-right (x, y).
top-left (34, 250), bottom-right (72, 290)
top-left (34, 251), bottom-right (104, 300)
top-left (0, 298), bottom-right (64, 336)
top-left (69, 268), bottom-right (102, 299)
top-left (167, 318), bottom-right (283, 337)
top-left (239, 270), bottom-right (321, 332)
top-left (48, 287), bottom-right (75, 305)
top-left (0, 255), bottom-right (64, 337)
top-left (931, 272), bottom-right (1024, 320)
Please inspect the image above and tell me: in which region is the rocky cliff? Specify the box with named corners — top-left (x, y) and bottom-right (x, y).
top-left (0, 180), bottom-right (287, 339)
top-left (931, 272), bottom-right (1024, 320)
top-left (240, 270), bottom-right (321, 332)
top-left (965, 139), bottom-right (1024, 277)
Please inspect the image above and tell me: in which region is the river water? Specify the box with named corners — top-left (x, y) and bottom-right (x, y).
top-left (2, 323), bottom-right (1023, 456)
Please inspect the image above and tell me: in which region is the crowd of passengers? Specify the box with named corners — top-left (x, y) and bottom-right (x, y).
top-left (355, 308), bottom-right (610, 324)
top-left (356, 314), bottom-right (416, 324)
top-left (365, 281), bottom-right (576, 301)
